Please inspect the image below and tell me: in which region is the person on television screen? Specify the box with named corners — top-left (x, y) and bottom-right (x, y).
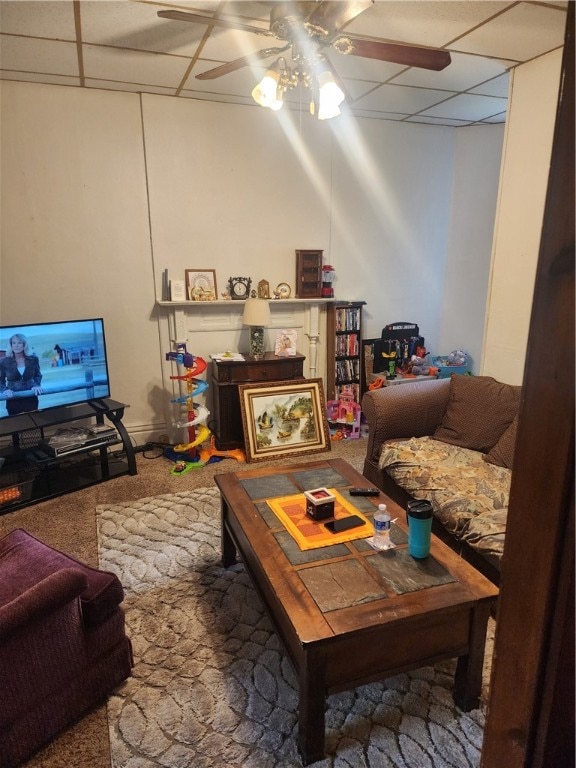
top-left (0, 333), bottom-right (43, 415)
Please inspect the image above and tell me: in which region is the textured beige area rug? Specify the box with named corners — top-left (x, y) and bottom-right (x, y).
top-left (98, 488), bottom-right (490, 768)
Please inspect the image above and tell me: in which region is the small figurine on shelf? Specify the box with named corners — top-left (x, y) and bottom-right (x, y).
top-left (326, 387), bottom-right (361, 439)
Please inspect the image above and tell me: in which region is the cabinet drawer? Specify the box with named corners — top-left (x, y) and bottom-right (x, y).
top-left (227, 360), bottom-right (303, 383)
top-left (212, 352), bottom-right (306, 384)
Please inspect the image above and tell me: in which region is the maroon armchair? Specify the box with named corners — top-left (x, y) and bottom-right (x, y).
top-left (0, 528), bottom-right (133, 767)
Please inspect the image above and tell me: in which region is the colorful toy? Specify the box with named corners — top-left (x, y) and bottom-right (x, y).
top-left (326, 387), bottom-right (361, 439)
top-left (198, 435), bottom-right (245, 465)
top-left (166, 342), bottom-right (246, 472)
top-left (166, 343), bottom-right (210, 465)
top-left (401, 354), bottom-right (439, 378)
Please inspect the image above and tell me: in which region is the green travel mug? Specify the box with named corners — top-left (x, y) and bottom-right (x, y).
top-left (406, 500), bottom-right (433, 558)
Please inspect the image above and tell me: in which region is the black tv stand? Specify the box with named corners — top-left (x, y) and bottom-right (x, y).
top-left (0, 398), bottom-right (137, 514)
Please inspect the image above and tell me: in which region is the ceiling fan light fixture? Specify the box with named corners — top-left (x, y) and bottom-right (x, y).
top-left (316, 69), bottom-right (345, 120)
top-left (269, 89), bottom-right (284, 111)
top-left (251, 66), bottom-right (281, 108)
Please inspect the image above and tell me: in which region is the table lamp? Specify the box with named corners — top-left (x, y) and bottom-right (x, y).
top-left (242, 298), bottom-right (271, 358)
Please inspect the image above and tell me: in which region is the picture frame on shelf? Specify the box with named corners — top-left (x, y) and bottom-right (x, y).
top-left (185, 269), bottom-right (217, 301)
top-left (275, 329), bottom-right (297, 357)
top-left (238, 379), bottom-right (330, 462)
top-left (257, 279), bottom-right (270, 299)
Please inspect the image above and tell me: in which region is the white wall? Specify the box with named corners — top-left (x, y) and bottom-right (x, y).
top-left (141, 94), bottom-right (464, 362)
top-left (482, 49), bottom-right (562, 384)
top-left (329, 116), bottom-right (455, 349)
top-left (439, 125), bottom-right (505, 371)
top-left (0, 83), bottom-right (162, 439)
top-left (0, 80), bottom-right (505, 440)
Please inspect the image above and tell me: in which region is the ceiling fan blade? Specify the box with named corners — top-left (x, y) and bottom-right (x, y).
top-left (305, 1), bottom-right (374, 37)
top-left (157, 9), bottom-right (273, 38)
top-left (338, 36), bottom-right (451, 71)
top-left (195, 47), bottom-right (289, 80)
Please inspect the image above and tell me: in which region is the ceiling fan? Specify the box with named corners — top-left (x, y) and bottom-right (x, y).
top-left (157, 1), bottom-right (451, 118)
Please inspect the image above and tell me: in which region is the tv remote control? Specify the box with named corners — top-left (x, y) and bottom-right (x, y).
top-left (349, 487), bottom-right (380, 496)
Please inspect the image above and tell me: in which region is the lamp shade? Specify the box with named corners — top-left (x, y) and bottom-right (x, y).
top-left (242, 298), bottom-right (271, 327)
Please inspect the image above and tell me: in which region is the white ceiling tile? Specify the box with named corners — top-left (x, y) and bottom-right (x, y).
top-left (0, 0), bottom-right (567, 122)
top-left (478, 111), bottom-right (507, 124)
top-left (419, 93), bottom-right (507, 121)
top-left (198, 26), bottom-right (276, 61)
top-left (354, 83), bottom-right (456, 113)
top-left (342, 79), bottom-right (382, 101)
top-left (345, 1), bottom-right (514, 47)
top-left (468, 73), bottom-right (509, 98)
top-left (0, 36), bottom-right (79, 76)
top-left (0, 0), bottom-right (76, 38)
top-left (325, 50), bottom-right (406, 82)
top-left (349, 108), bottom-right (409, 121)
top-left (390, 51), bottom-right (514, 91)
top-left (80, 0), bottom-right (204, 56)
top-left (451, 3), bottom-right (566, 61)
top-left (84, 76), bottom-right (176, 95)
top-left (405, 115), bottom-right (473, 126)
top-left (0, 70), bottom-right (80, 87)
top-left (82, 44), bottom-right (189, 88)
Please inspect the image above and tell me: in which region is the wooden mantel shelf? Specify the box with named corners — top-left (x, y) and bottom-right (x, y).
top-left (156, 299), bottom-right (336, 307)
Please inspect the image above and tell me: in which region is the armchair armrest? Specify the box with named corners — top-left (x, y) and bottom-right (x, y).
top-left (362, 378), bottom-right (451, 465)
top-left (0, 568), bottom-right (88, 641)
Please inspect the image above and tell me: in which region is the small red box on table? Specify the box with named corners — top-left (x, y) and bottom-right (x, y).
top-left (304, 488), bottom-right (336, 521)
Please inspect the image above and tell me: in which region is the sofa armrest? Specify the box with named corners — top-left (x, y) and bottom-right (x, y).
top-left (362, 378), bottom-right (451, 465)
top-left (0, 568), bottom-right (88, 641)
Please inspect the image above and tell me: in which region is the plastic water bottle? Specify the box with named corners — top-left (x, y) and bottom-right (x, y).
top-left (374, 503), bottom-right (391, 548)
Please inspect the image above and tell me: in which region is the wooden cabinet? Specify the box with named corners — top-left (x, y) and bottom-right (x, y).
top-left (326, 301), bottom-right (366, 404)
top-left (295, 250), bottom-right (323, 298)
top-left (211, 352), bottom-right (306, 449)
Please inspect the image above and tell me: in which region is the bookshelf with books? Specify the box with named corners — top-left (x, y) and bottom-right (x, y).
top-left (326, 301), bottom-right (366, 404)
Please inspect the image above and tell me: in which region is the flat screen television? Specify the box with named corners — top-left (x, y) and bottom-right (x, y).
top-left (0, 318), bottom-right (110, 421)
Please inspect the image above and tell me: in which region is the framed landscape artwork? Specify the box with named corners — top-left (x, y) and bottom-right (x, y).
top-left (238, 379), bottom-right (330, 462)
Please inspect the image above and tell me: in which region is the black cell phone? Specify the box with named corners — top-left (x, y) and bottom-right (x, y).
top-left (324, 515), bottom-right (367, 533)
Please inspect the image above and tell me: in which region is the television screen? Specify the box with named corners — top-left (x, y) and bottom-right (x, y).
top-left (0, 318), bottom-right (110, 420)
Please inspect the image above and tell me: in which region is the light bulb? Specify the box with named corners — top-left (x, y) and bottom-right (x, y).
top-left (251, 70), bottom-right (280, 108)
top-left (317, 69), bottom-right (345, 120)
top-left (269, 88), bottom-right (284, 111)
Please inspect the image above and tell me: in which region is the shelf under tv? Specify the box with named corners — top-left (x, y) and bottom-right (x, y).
top-left (0, 398), bottom-right (137, 513)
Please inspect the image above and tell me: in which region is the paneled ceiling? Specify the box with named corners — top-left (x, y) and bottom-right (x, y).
top-left (0, 0), bottom-right (568, 126)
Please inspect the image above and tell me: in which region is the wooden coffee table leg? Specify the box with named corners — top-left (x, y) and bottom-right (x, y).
top-left (298, 646), bottom-right (326, 766)
top-left (220, 498), bottom-right (237, 567)
top-left (454, 601), bottom-right (492, 710)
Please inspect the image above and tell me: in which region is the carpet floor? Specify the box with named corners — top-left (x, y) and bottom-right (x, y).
top-left (98, 488), bottom-right (489, 768)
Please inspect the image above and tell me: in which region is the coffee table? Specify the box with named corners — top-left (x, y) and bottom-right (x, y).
top-left (215, 457), bottom-right (498, 765)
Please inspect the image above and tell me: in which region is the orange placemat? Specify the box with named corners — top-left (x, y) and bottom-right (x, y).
top-left (266, 488), bottom-right (372, 550)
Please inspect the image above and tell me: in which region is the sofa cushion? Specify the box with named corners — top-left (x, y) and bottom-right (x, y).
top-left (483, 414), bottom-right (518, 469)
top-left (379, 436), bottom-right (511, 562)
top-left (433, 374), bottom-right (521, 453)
top-left (0, 529), bottom-right (124, 625)
top-left (461, 509), bottom-right (507, 570)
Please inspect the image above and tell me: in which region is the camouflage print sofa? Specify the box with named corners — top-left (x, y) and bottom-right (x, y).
top-left (361, 375), bottom-right (521, 584)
